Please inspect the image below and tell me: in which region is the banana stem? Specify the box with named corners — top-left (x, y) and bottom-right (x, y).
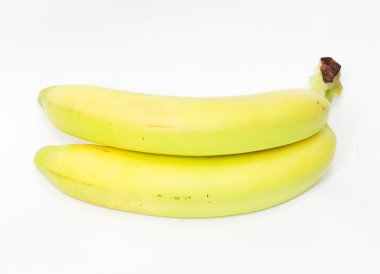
top-left (309, 57), bottom-right (342, 101)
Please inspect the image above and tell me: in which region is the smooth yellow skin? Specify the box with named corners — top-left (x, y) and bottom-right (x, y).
top-left (35, 126), bottom-right (336, 218)
top-left (39, 85), bottom-right (330, 156)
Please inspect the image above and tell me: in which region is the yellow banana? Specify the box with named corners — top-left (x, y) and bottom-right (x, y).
top-left (34, 126), bottom-right (336, 218)
top-left (38, 58), bottom-right (341, 156)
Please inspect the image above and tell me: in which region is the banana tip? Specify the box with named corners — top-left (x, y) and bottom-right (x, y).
top-left (38, 86), bottom-right (57, 107)
top-left (34, 146), bottom-right (56, 171)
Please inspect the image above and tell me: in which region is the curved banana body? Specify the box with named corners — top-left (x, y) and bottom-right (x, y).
top-left (39, 85), bottom-right (330, 156)
top-left (34, 126), bottom-right (336, 218)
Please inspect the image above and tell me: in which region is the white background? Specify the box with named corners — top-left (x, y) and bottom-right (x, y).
top-left (1, 0), bottom-right (379, 273)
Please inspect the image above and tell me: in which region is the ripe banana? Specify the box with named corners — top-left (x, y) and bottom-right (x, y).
top-left (38, 58), bottom-right (341, 156)
top-left (34, 126), bottom-right (336, 218)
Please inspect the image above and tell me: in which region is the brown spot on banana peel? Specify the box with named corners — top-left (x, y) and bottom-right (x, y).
top-left (320, 57), bottom-right (341, 83)
top-left (170, 195), bottom-right (191, 200)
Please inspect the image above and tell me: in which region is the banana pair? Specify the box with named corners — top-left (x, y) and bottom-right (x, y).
top-left (35, 57), bottom-right (342, 217)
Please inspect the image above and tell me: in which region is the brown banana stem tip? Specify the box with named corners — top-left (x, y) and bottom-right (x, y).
top-left (320, 57), bottom-right (341, 83)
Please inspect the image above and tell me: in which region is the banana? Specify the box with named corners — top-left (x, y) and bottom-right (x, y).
top-left (38, 58), bottom-right (341, 156)
top-left (34, 126), bottom-right (336, 218)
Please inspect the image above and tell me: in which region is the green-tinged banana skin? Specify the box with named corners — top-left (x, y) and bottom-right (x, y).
top-left (34, 126), bottom-right (336, 218)
top-left (39, 85), bottom-right (330, 156)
